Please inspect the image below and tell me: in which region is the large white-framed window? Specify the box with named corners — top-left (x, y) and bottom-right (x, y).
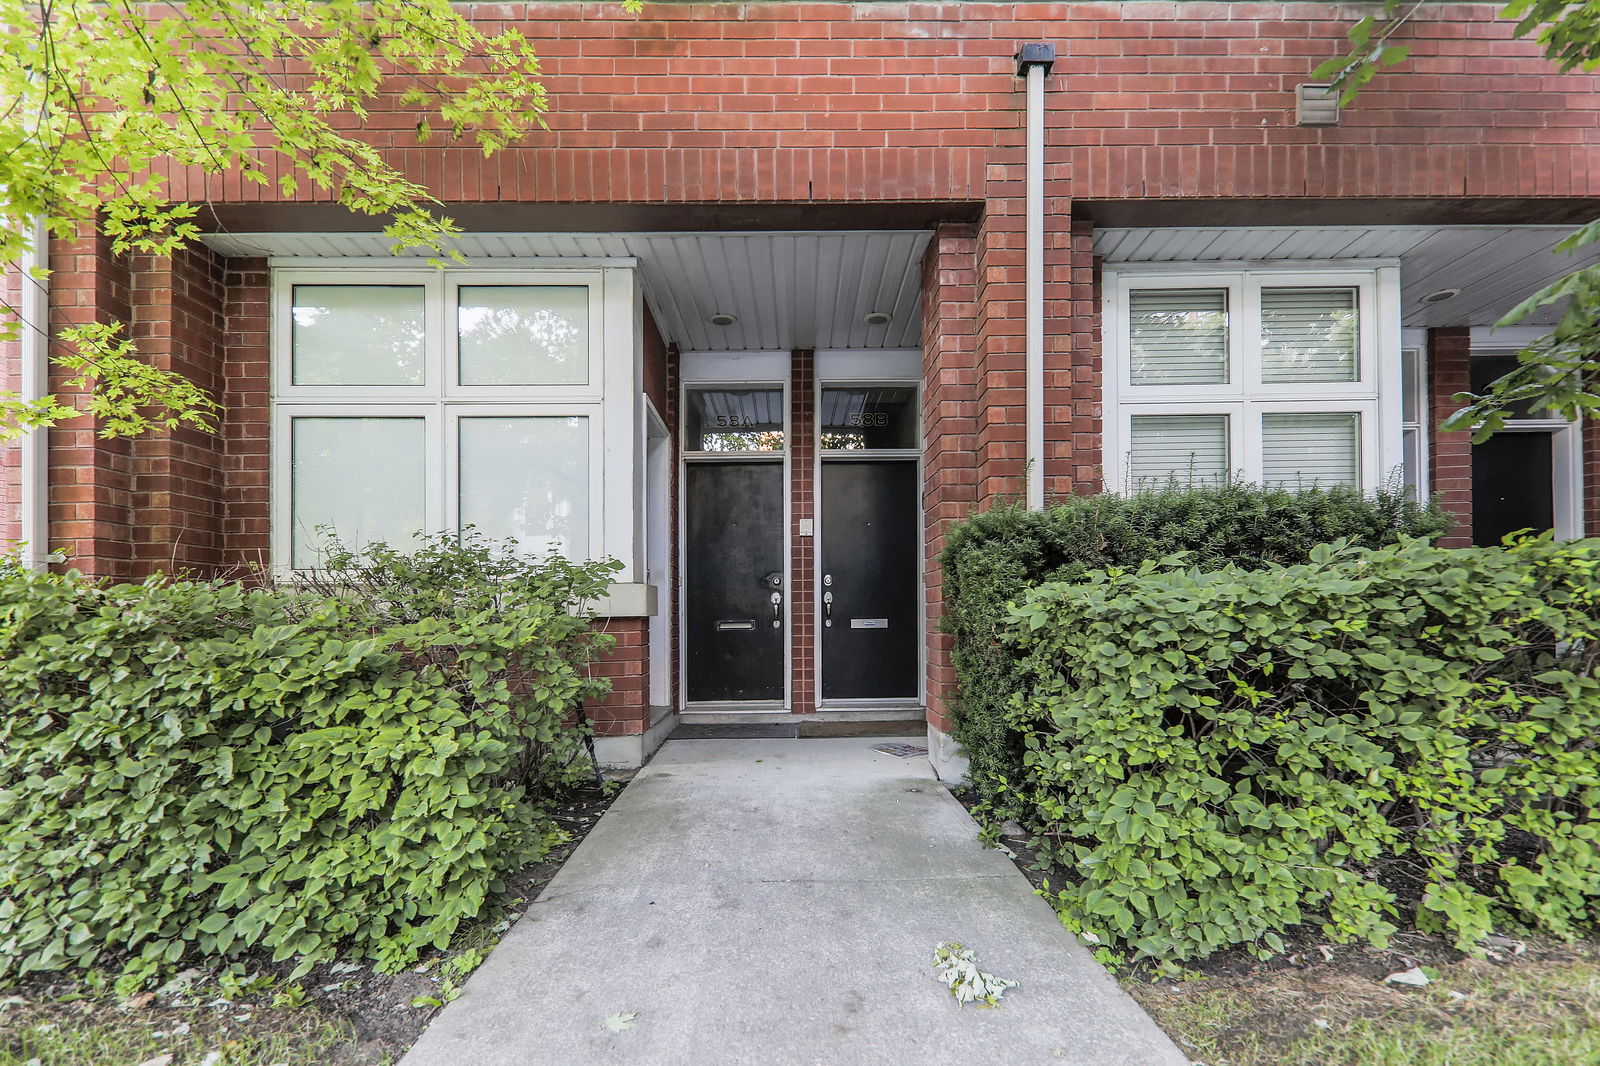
top-left (271, 266), bottom-right (638, 574)
top-left (1102, 265), bottom-right (1403, 493)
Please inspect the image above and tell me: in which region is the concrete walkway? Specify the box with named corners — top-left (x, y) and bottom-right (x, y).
top-left (402, 738), bottom-right (1189, 1066)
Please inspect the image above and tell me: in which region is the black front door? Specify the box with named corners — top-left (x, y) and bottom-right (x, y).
top-left (1472, 431), bottom-right (1555, 546)
top-left (820, 460), bottom-right (919, 700)
top-left (685, 461), bottom-right (786, 702)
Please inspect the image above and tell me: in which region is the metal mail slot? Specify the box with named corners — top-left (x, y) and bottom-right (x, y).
top-left (716, 619), bottom-right (757, 631)
top-left (850, 618), bottom-right (889, 629)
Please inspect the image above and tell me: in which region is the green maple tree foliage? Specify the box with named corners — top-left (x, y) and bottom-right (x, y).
top-left (0, 0), bottom-right (634, 442)
top-left (1318, 0), bottom-right (1600, 437)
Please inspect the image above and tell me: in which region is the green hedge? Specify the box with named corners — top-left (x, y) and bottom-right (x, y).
top-left (1005, 537), bottom-right (1600, 964)
top-left (0, 535), bottom-right (616, 986)
top-left (940, 485), bottom-right (1450, 810)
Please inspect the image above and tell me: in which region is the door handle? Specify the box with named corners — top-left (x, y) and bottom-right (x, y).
top-left (770, 590), bottom-right (782, 628)
top-left (823, 590), bottom-right (833, 628)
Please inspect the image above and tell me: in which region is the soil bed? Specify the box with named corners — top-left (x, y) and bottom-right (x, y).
top-left (0, 781), bottom-right (623, 1066)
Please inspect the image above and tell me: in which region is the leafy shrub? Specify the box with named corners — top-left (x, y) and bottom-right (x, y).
top-left (0, 533), bottom-right (617, 985)
top-left (1005, 536), bottom-right (1600, 965)
top-left (940, 484), bottom-right (1449, 810)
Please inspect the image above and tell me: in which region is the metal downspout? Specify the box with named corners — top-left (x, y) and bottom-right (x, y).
top-left (1016, 43), bottom-right (1055, 511)
top-left (17, 217), bottom-right (49, 569)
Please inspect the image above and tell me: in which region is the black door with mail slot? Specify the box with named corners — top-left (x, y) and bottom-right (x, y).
top-left (820, 460), bottom-right (919, 700)
top-left (685, 461), bottom-right (786, 702)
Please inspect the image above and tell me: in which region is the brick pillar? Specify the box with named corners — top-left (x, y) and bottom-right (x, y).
top-left (48, 228), bottom-right (134, 580)
top-left (1056, 222), bottom-right (1102, 499)
top-left (664, 342), bottom-right (681, 711)
top-left (1587, 419), bottom-right (1600, 539)
top-left (129, 246), bottom-right (228, 578)
top-left (588, 617), bottom-right (649, 740)
top-left (1428, 327), bottom-right (1475, 547)
top-left (920, 224), bottom-right (979, 737)
top-left (790, 348), bottom-right (816, 714)
top-left (220, 260), bottom-right (272, 577)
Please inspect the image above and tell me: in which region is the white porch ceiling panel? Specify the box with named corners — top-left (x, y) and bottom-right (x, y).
top-left (200, 230), bottom-right (931, 351)
top-left (1095, 225), bottom-right (1600, 328)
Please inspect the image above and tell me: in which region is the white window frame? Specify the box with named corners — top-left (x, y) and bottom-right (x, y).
top-left (1103, 262), bottom-right (1403, 492)
top-left (270, 265), bottom-right (639, 576)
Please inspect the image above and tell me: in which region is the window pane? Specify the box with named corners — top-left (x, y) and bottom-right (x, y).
top-left (685, 388), bottom-right (785, 452)
top-left (1471, 354), bottom-right (1542, 420)
top-left (820, 386), bottom-right (917, 449)
top-left (1128, 414), bottom-right (1229, 488)
top-left (292, 285), bottom-right (424, 386)
top-left (1402, 427), bottom-right (1421, 498)
top-left (292, 417), bottom-right (425, 568)
top-left (1260, 287), bottom-right (1358, 383)
top-left (1129, 289), bottom-right (1229, 386)
top-left (460, 416), bottom-right (589, 558)
top-left (458, 286), bottom-right (589, 386)
top-left (1401, 347), bottom-right (1421, 424)
top-left (1262, 412), bottom-right (1360, 489)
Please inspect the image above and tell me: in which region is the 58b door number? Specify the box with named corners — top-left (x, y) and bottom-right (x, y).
top-left (845, 413), bottom-right (889, 427)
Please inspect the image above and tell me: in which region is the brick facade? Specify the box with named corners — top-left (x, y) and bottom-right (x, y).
top-left (4, 3), bottom-right (1600, 754)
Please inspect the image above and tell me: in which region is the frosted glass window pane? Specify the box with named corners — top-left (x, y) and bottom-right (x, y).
top-left (460, 417), bottom-right (589, 558)
top-left (458, 286), bottom-right (589, 386)
top-left (1260, 288), bottom-right (1358, 383)
top-left (1262, 412), bottom-right (1360, 489)
top-left (1128, 414), bottom-right (1230, 489)
top-left (1129, 289), bottom-right (1229, 385)
top-left (292, 418), bottom-right (425, 569)
top-left (292, 285), bottom-right (424, 386)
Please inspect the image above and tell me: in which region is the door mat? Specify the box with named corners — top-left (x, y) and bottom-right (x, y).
top-left (871, 743), bottom-right (930, 759)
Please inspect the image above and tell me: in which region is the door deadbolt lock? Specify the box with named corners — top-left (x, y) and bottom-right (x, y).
top-left (823, 573), bottom-right (832, 587)
top-left (763, 571), bottom-right (783, 589)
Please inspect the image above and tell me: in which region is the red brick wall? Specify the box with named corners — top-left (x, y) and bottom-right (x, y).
top-left (789, 348), bottom-right (816, 713)
top-left (154, 4), bottom-right (1600, 209)
top-left (1428, 327), bottom-right (1474, 548)
top-left (48, 229), bottom-right (135, 580)
top-left (128, 247), bottom-right (229, 576)
top-left (220, 260), bottom-right (272, 576)
top-left (588, 617), bottom-right (649, 737)
top-left (920, 224), bottom-right (981, 734)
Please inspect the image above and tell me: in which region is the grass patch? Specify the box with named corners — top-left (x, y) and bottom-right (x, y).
top-left (0, 993), bottom-right (366, 1066)
top-left (1133, 944), bottom-right (1600, 1066)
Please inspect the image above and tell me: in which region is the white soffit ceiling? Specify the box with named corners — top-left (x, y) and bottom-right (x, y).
top-left (200, 230), bottom-right (932, 351)
top-left (1095, 225), bottom-right (1600, 328)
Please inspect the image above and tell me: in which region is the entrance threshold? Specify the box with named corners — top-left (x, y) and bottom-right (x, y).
top-left (678, 708), bottom-right (923, 727)
top-left (672, 718), bottom-right (925, 741)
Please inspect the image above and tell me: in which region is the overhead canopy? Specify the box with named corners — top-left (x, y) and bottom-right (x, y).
top-left (201, 230), bottom-right (931, 352)
top-left (1094, 225), bottom-right (1600, 328)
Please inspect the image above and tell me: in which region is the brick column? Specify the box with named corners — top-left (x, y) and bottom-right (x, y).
top-left (129, 246), bottom-right (228, 578)
top-left (789, 348), bottom-right (816, 714)
top-left (1428, 327), bottom-right (1474, 547)
top-left (48, 228), bottom-right (134, 581)
top-left (920, 224), bottom-right (979, 738)
top-left (220, 259), bottom-right (272, 577)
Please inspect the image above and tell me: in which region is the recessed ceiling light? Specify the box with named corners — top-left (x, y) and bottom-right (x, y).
top-left (1421, 288), bottom-right (1461, 304)
top-left (864, 311), bottom-right (893, 326)
top-left (708, 312), bottom-right (738, 326)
